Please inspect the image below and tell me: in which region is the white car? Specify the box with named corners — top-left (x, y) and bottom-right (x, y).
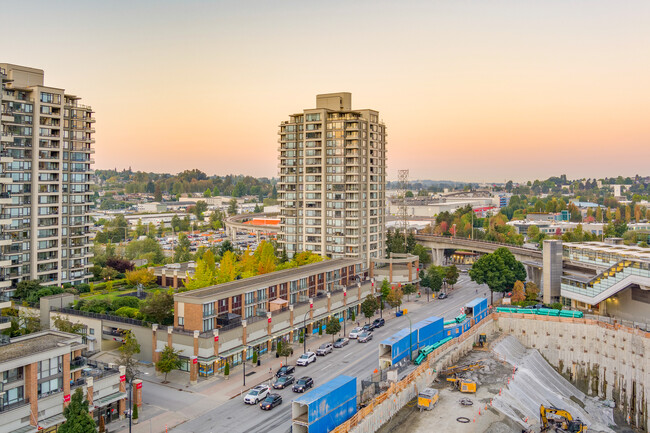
top-left (348, 327), bottom-right (363, 339)
top-left (243, 384), bottom-right (270, 404)
top-left (296, 352), bottom-right (317, 366)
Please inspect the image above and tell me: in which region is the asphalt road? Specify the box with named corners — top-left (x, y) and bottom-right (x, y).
top-left (173, 276), bottom-right (491, 433)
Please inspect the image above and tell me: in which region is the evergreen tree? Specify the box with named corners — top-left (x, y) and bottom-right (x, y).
top-left (58, 388), bottom-right (96, 433)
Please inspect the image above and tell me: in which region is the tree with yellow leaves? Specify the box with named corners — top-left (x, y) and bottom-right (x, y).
top-left (511, 280), bottom-right (526, 303)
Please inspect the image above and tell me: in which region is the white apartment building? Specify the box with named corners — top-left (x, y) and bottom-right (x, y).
top-left (0, 63), bottom-right (94, 294)
top-left (277, 93), bottom-right (386, 265)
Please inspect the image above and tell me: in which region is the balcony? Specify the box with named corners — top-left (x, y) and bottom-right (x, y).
top-left (0, 132), bottom-right (13, 142)
top-left (70, 356), bottom-right (88, 371)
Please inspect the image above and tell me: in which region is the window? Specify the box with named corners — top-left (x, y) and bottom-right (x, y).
top-left (38, 377), bottom-right (63, 397)
top-left (203, 318), bottom-right (213, 332)
top-left (178, 317), bottom-right (184, 326)
top-left (89, 328), bottom-right (94, 335)
top-left (306, 113), bottom-right (321, 122)
top-left (4, 386), bottom-right (24, 406)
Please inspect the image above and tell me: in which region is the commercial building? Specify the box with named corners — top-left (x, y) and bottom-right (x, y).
top-left (543, 239), bottom-right (650, 322)
top-left (0, 63), bottom-right (94, 295)
top-left (277, 93), bottom-right (387, 265)
top-left (370, 253), bottom-right (420, 287)
top-left (0, 330), bottom-right (129, 433)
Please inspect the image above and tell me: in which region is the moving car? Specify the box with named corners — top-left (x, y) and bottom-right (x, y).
top-left (358, 332), bottom-right (373, 343)
top-left (292, 376), bottom-right (314, 393)
top-left (333, 337), bottom-right (349, 348)
top-left (372, 318), bottom-right (385, 328)
top-left (348, 327), bottom-right (363, 339)
top-left (260, 394), bottom-right (282, 410)
top-left (437, 293), bottom-right (448, 299)
top-left (273, 375), bottom-right (294, 389)
top-left (275, 365), bottom-right (295, 377)
top-left (296, 352), bottom-right (317, 366)
top-left (362, 323), bottom-right (374, 332)
top-left (243, 384), bottom-right (270, 405)
top-left (316, 343), bottom-right (333, 356)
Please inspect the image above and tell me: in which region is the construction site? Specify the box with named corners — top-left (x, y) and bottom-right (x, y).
top-left (336, 312), bottom-right (648, 433)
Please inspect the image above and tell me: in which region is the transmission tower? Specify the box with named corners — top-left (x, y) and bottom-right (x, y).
top-left (397, 169), bottom-right (409, 248)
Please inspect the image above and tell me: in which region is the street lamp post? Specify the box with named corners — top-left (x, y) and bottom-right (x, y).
top-left (404, 314), bottom-right (413, 362)
top-left (242, 345), bottom-right (252, 387)
top-left (302, 311), bottom-right (310, 354)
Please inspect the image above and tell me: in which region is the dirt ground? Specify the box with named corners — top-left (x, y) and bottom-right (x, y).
top-left (378, 348), bottom-right (524, 433)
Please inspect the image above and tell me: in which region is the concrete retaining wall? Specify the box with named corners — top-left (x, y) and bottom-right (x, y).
top-left (495, 312), bottom-right (649, 431)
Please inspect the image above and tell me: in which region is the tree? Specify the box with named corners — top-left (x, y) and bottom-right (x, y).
top-left (174, 233), bottom-right (192, 262)
top-left (125, 237), bottom-right (165, 264)
top-left (277, 341), bottom-right (294, 364)
top-left (106, 257), bottom-right (134, 273)
top-left (184, 250), bottom-right (217, 290)
top-left (325, 318), bottom-right (341, 343)
top-left (194, 200), bottom-right (208, 220)
top-left (58, 388), bottom-right (96, 433)
top-left (412, 244), bottom-right (431, 266)
top-left (379, 279), bottom-right (391, 311)
top-left (203, 188), bottom-right (212, 198)
top-left (511, 281), bottom-right (526, 303)
top-left (52, 316), bottom-right (85, 335)
top-left (386, 286), bottom-right (404, 310)
top-left (125, 269), bottom-right (156, 287)
top-left (525, 281), bottom-right (540, 301)
top-left (140, 290), bottom-right (174, 324)
top-left (402, 284), bottom-right (417, 301)
top-left (216, 250), bottom-right (238, 283)
top-left (427, 266), bottom-right (443, 293)
top-left (100, 267), bottom-right (118, 281)
top-left (468, 247), bottom-right (527, 304)
top-left (13, 280), bottom-right (41, 300)
top-left (218, 239), bottom-right (235, 256)
top-left (228, 198), bottom-right (238, 216)
top-left (157, 346), bottom-right (182, 383)
top-left (445, 265), bottom-right (459, 288)
top-left (212, 186), bottom-right (220, 197)
top-left (360, 294), bottom-right (379, 322)
top-left (118, 330), bottom-right (141, 382)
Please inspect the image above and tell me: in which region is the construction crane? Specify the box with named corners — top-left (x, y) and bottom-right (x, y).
top-left (540, 405), bottom-right (587, 432)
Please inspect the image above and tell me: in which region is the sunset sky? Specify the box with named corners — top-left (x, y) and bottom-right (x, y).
top-left (5, 0), bottom-right (649, 182)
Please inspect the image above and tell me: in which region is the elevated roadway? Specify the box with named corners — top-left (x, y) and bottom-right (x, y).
top-left (224, 212), bottom-right (280, 240)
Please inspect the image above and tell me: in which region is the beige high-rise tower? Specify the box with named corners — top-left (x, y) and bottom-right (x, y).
top-left (0, 64), bottom-right (94, 294)
top-left (277, 93), bottom-right (387, 265)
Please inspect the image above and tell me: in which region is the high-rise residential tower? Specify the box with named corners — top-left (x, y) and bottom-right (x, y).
top-left (277, 93), bottom-right (386, 265)
top-left (0, 63), bottom-right (94, 295)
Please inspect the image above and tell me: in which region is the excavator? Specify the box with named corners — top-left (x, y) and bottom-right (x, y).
top-left (446, 374), bottom-right (477, 393)
top-left (540, 405), bottom-right (587, 432)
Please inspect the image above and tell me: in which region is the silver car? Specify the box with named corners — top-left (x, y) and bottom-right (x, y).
top-left (358, 332), bottom-right (373, 343)
top-left (316, 343), bottom-right (333, 356)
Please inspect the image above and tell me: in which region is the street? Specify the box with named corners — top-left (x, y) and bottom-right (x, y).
top-left (171, 276), bottom-right (489, 433)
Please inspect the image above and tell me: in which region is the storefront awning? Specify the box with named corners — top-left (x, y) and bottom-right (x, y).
top-left (94, 391), bottom-right (127, 407)
top-left (38, 413), bottom-right (66, 429)
top-left (12, 426), bottom-right (37, 433)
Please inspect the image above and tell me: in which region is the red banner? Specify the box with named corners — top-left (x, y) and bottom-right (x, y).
top-left (192, 358), bottom-right (198, 364)
top-left (310, 303), bottom-right (313, 309)
top-left (214, 335), bottom-right (219, 342)
top-left (343, 292), bottom-right (346, 297)
top-left (136, 382), bottom-right (143, 389)
top-left (120, 375), bottom-right (126, 382)
top-left (63, 394), bottom-right (71, 403)
top-left (267, 317), bottom-right (272, 323)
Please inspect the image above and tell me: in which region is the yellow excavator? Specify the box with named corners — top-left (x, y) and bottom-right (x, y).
top-left (540, 405), bottom-right (587, 432)
top-left (446, 374), bottom-right (477, 393)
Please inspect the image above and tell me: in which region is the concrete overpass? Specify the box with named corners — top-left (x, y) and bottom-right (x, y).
top-left (414, 234), bottom-right (543, 285)
top-left (223, 212), bottom-right (280, 241)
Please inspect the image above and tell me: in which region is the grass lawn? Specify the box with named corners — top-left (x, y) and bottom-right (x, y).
top-left (80, 286), bottom-right (166, 302)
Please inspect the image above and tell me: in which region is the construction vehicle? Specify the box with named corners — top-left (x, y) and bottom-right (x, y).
top-left (417, 388), bottom-right (439, 411)
top-left (540, 405), bottom-right (587, 432)
top-left (478, 333), bottom-right (487, 347)
top-left (446, 375), bottom-right (477, 393)
top-left (438, 361), bottom-right (485, 377)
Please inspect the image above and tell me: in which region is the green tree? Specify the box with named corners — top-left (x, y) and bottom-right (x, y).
top-left (325, 318), bottom-right (341, 343)
top-left (203, 188), bottom-right (212, 198)
top-left (468, 247), bottom-right (527, 304)
top-left (194, 200), bottom-right (208, 220)
top-left (58, 388), bottom-right (96, 433)
top-left (118, 330), bottom-right (141, 382)
top-left (525, 281), bottom-right (540, 301)
top-left (13, 280), bottom-right (41, 300)
top-left (412, 244), bottom-right (431, 266)
top-left (184, 250), bottom-right (217, 290)
top-left (360, 294), bottom-right (379, 322)
top-left (380, 279), bottom-right (391, 311)
top-left (277, 341), bottom-right (293, 364)
top-left (427, 266), bottom-right (443, 293)
top-left (140, 290), bottom-right (174, 325)
top-left (212, 186), bottom-right (220, 197)
top-left (52, 316), bottom-right (85, 335)
top-left (154, 184), bottom-right (163, 202)
top-left (228, 198), bottom-right (238, 216)
top-left (402, 284), bottom-right (417, 301)
top-left (174, 233), bottom-right (192, 262)
top-left (445, 265), bottom-right (459, 288)
top-left (157, 346), bottom-right (182, 383)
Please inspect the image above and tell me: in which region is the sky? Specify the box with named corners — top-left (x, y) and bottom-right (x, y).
top-left (4, 0), bottom-right (650, 182)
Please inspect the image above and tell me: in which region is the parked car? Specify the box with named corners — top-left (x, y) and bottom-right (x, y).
top-left (316, 343), bottom-right (333, 356)
top-left (292, 376), bottom-right (314, 393)
top-left (275, 365), bottom-right (295, 377)
top-left (244, 385), bottom-right (270, 404)
top-left (362, 324), bottom-right (374, 332)
top-left (296, 352), bottom-right (317, 366)
top-left (273, 375), bottom-right (295, 389)
top-left (333, 337), bottom-right (349, 348)
top-left (348, 327), bottom-right (363, 339)
top-left (372, 318), bottom-right (385, 328)
top-left (260, 394), bottom-right (282, 410)
top-left (358, 332), bottom-right (373, 343)
top-left (438, 293), bottom-right (448, 299)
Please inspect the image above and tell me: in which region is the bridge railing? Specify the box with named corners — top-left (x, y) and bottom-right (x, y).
top-left (415, 234), bottom-right (539, 252)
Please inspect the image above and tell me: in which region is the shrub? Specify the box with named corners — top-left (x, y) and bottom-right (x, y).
top-left (106, 257), bottom-right (134, 273)
top-left (112, 296), bottom-right (140, 310)
top-left (125, 269), bottom-right (156, 287)
top-left (224, 362), bottom-right (230, 376)
top-left (132, 403), bottom-right (138, 420)
top-left (548, 302), bottom-right (564, 310)
top-left (76, 283), bottom-right (91, 294)
top-left (63, 283), bottom-right (73, 289)
top-left (115, 307), bottom-right (141, 319)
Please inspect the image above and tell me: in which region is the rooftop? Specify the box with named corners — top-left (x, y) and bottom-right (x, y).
top-left (565, 242), bottom-right (650, 260)
top-left (176, 258), bottom-right (363, 301)
top-left (0, 331), bottom-right (83, 364)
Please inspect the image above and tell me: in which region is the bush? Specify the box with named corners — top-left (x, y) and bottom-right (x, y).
top-left (63, 283), bottom-right (73, 289)
top-left (125, 269), bottom-right (156, 287)
top-left (132, 403), bottom-right (138, 420)
top-left (548, 302), bottom-right (564, 310)
top-left (115, 307), bottom-right (141, 319)
top-left (76, 283), bottom-right (91, 294)
top-left (224, 362), bottom-right (230, 376)
top-left (112, 296), bottom-right (141, 310)
top-left (79, 299), bottom-right (112, 314)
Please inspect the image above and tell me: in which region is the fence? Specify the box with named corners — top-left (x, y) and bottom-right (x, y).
top-left (51, 307), bottom-right (152, 327)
